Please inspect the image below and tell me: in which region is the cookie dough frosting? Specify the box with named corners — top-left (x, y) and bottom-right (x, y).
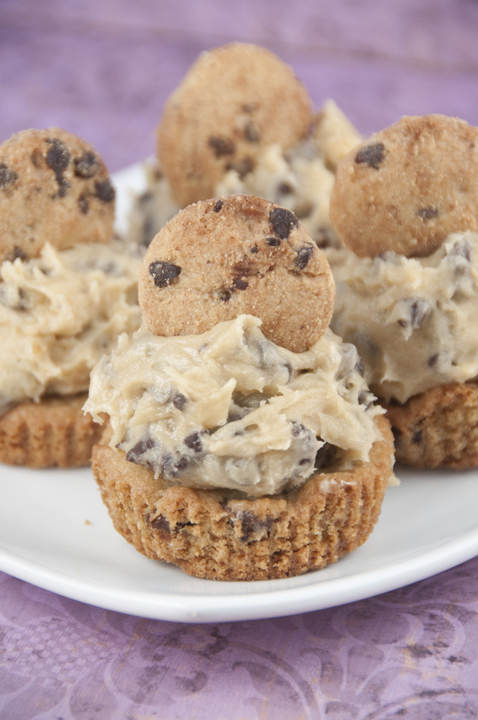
top-left (85, 314), bottom-right (383, 498)
top-left (331, 231), bottom-right (478, 404)
top-left (0, 240), bottom-right (142, 414)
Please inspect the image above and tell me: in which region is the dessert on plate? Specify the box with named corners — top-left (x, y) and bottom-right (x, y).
top-left (86, 195), bottom-right (395, 581)
top-left (0, 127), bottom-right (142, 467)
top-left (329, 114), bottom-right (478, 468)
top-left (127, 42), bottom-right (362, 251)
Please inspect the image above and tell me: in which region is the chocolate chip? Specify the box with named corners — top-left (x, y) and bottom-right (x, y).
top-left (291, 422), bottom-right (307, 437)
top-left (315, 226), bottom-right (338, 248)
top-left (358, 391), bottom-right (372, 409)
top-left (176, 457), bottom-right (189, 472)
top-left (46, 139), bottom-right (70, 173)
top-left (78, 194), bottom-right (89, 214)
top-left (150, 514), bottom-right (171, 538)
top-left (172, 393), bottom-right (187, 410)
top-left (391, 426), bottom-right (402, 442)
top-left (355, 142), bottom-right (385, 170)
top-left (226, 157), bottom-right (253, 178)
top-left (160, 452), bottom-right (174, 477)
top-left (161, 452), bottom-right (188, 478)
top-left (314, 442), bottom-right (338, 471)
top-left (244, 121), bottom-right (261, 143)
top-left (295, 245), bottom-right (314, 270)
top-left (149, 261), bottom-right (182, 288)
top-left (74, 151), bottom-right (99, 178)
top-left (266, 237), bottom-right (281, 247)
top-left (397, 298), bottom-right (430, 330)
top-left (213, 199), bottom-right (224, 212)
top-left (175, 520), bottom-right (194, 530)
top-left (269, 207), bottom-right (299, 239)
top-left (10, 245), bottom-right (28, 262)
top-left (284, 360), bottom-right (293, 378)
top-left (412, 430), bottom-right (423, 444)
top-left (278, 182), bottom-right (294, 195)
top-left (46, 139), bottom-right (71, 197)
top-left (250, 245), bottom-right (259, 254)
top-left (447, 238), bottom-right (471, 263)
top-left (233, 260), bottom-right (252, 276)
top-left (417, 206), bottom-right (439, 221)
top-left (184, 432), bottom-right (202, 453)
top-left (94, 179), bottom-right (115, 203)
top-left (233, 278), bottom-right (249, 290)
top-left (238, 511), bottom-right (271, 542)
top-left (126, 437), bottom-right (156, 465)
top-left (209, 136), bottom-right (236, 157)
top-left (0, 163), bottom-right (17, 189)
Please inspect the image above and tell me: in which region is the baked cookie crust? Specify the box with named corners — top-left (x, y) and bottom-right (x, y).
top-left (91, 416), bottom-right (394, 581)
top-left (0, 394), bottom-right (103, 468)
top-left (385, 382), bottom-right (478, 470)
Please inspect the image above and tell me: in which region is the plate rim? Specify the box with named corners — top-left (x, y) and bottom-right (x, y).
top-left (2, 524), bottom-right (478, 623)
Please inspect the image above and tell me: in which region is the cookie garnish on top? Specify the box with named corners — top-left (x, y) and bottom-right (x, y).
top-left (0, 128), bottom-right (115, 263)
top-left (330, 115), bottom-right (478, 258)
top-left (157, 43), bottom-right (313, 207)
top-left (138, 195), bottom-right (335, 353)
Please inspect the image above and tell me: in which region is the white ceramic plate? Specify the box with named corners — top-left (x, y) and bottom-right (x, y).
top-left (1, 464), bottom-right (478, 623)
top-left (1, 164), bottom-right (477, 623)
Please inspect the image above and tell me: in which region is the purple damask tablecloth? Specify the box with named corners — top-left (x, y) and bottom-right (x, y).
top-left (1, 1), bottom-right (478, 717)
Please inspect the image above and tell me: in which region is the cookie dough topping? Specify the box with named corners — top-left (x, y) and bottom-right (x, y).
top-left (330, 115), bottom-right (478, 258)
top-left (331, 231), bottom-right (478, 403)
top-left (0, 128), bottom-right (115, 263)
top-left (85, 315), bottom-right (383, 497)
top-left (138, 195), bottom-right (336, 353)
top-left (0, 240), bottom-right (142, 414)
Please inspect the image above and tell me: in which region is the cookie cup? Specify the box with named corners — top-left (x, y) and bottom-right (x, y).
top-left (385, 382), bottom-right (478, 470)
top-left (0, 394), bottom-right (103, 468)
top-left (91, 416), bottom-right (394, 581)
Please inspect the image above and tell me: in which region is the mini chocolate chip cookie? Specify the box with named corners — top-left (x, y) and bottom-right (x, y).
top-left (330, 115), bottom-right (478, 258)
top-left (138, 195), bottom-right (335, 353)
top-left (0, 128), bottom-right (115, 263)
top-left (157, 43), bottom-right (312, 207)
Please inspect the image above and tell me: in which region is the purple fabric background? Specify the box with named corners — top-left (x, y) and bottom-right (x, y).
top-left (1, 1), bottom-right (478, 717)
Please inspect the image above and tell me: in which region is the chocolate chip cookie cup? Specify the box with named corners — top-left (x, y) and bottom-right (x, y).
top-left (92, 415), bottom-right (393, 581)
top-left (0, 128), bottom-right (143, 468)
top-left (329, 115), bottom-right (478, 469)
top-left (86, 196), bottom-right (396, 581)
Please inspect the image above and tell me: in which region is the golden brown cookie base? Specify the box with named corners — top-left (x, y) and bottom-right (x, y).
top-left (385, 383), bottom-right (478, 469)
top-left (0, 394), bottom-right (103, 468)
top-left (91, 416), bottom-right (394, 581)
